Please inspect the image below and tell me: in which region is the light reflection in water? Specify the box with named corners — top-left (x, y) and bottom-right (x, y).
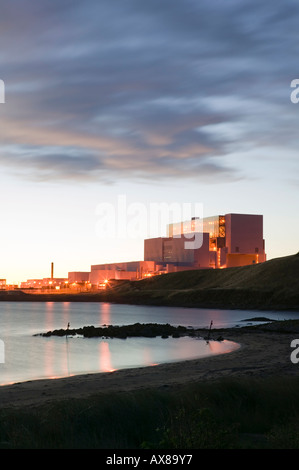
top-left (45, 301), bottom-right (54, 332)
top-left (142, 347), bottom-right (158, 367)
top-left (45, 339), bottom-right (54, 378)
top-left (207, 339), bottom-right (238, 355)
top-left (99, 341), bottom-right (116, 372)
top-left (0, 335), bottom-right (240, 386)
top-left (0, 301), bottom-right (250, 386)
top-left (100, 303), bottom-right (111, 327)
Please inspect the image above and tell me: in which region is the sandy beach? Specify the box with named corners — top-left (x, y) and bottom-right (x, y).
top-left (0, 325), bottom-right (298, 409)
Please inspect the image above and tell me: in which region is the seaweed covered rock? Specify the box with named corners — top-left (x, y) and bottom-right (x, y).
top-left (38, 322), bottom-right (193, 339)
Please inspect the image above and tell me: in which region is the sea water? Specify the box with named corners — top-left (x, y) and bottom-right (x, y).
top-left (0, 301), bottom-right (298, 385)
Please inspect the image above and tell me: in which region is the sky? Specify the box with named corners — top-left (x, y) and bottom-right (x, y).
top-left (0, 0), bottom-right (299, 284)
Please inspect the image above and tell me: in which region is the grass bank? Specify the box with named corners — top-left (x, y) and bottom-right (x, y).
top-left (2, 375), bottom-right (299, 449)
top-left (102, 252), bottom-right (299, 311)
top-left (2, 252), bottom-right (298, 311)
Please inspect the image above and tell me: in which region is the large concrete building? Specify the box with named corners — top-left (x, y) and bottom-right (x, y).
top-left (90, 261), bottom-right (156, 285)
top-left (145, 213), bottom-right (266, 270)
top-left (68, 272), bottom-right (90, 283)
top-left (20, 277), bottom-right (68, 289)
top-left (69, 212), bottom-right (266, 288)
top-left (144, 232), bottom-right (211, 271)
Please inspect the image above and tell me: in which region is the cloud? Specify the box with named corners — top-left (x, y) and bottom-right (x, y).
top-left (0, 143), bottom-right (238, 184)
top-left (1, 0), bottom-right (299, 184)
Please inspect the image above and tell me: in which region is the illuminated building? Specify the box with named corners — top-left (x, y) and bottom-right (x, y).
top-left (56, 212), bottom-right (267, 289)
top-left (90, 261), bottom-right (156, 286)
top-left (68, 272), bottom-right (90, 283)
top-left (145, 213), bottom-right (266, 270)
top-left (20, 278), bottom-right (68, 290)
top-left (144, 232), bottom-right (212, 271)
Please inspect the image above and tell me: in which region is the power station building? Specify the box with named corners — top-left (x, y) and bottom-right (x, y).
top-left (89, 261), bottom-right (156, 284)
top-left (144, 213), bottom-right (266, 271)
top-left (20, 263), bottom-right (68, 290)
top-left (19, 213), bottom-right (267, 290)
top-left (88, 213), bottom-right (266, 286)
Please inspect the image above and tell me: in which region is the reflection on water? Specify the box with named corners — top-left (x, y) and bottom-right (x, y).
top-left (101, 303), bottom-right (111, 327)
top-left (1, 300), bottom-right (299, 386)
top-left (0, 333), bottom-right (240, 386)
top-left (206, 339), bottom-right (238, 354)
top-left (99, 341), bottom-right (116, 373)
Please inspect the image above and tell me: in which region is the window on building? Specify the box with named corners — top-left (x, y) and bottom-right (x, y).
top-left (235, 246), bottom-right (239, 253)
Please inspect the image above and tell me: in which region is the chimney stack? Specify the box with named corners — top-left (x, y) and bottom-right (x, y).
top-left (51, 262), bottom-right (54, 280)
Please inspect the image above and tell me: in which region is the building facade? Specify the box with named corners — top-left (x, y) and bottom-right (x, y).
top-left (61, 212), bottom-right (267, 289)
top-left (90, 260), bottom-right (156, 285)
top-left (144, 213), bottom-right (266, 270)
top-left (20, 278), bottom-right (68, 289)
top-left (68, 272), bottom-right (90, 283)
top-left (144, 232), bottom-right (212, 269)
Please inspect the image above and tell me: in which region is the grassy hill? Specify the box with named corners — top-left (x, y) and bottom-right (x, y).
top-left (1, 252), bottom-right (298, 311)
top-left (103, 252), bottom-right (299, 311)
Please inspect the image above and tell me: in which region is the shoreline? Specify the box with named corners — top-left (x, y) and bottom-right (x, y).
top-left (1, 323), bottom-right (298, 409)
top-left (1, 253), bottom-right (298, 312)
top-left (0, 292), bottom-right (298, 314)
top-left (0, 291), bottom-right (298, 312)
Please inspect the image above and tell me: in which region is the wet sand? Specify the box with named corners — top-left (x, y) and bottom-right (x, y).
top-left (0, 326), bottom-right (298, 409)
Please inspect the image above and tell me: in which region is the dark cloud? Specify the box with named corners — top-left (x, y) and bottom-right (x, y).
top-left (1, 0), bottom-right (299, 183)
top-left (0, 144), bottom-right (238, 185)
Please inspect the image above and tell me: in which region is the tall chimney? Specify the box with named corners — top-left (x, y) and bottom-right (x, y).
top-left (51, 262), bottom-right (54, 280)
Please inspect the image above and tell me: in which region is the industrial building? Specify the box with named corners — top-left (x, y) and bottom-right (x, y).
top-left (89, 261), bottom-right (156, 285)
top-left (145, 213), bottom-right (266, 270)
top-left (68, 272), bottom-right (90, 283)
top-left (85, 212), bottom-right (266, 288)
top-left (20, 278), bottom-right (68, 290)
top-left (20, 263), bottom-right (68, 290)
top-left (144, 232), bottom-right (211, 271)
top-left (18, 212), bottom-right (265, 290)
top-left (18, 213), bottom-right (266, 290)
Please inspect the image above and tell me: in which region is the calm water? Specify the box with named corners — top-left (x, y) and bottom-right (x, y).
top-left (0, 302), bottom-right (298, 386)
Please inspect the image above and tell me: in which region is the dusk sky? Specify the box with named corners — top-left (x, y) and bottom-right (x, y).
top-left (1, 0), bottom-right (299, 283)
